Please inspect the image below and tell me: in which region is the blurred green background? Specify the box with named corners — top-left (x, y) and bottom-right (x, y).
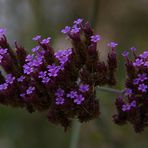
top-left (0, 0), bottom-right (148, 148)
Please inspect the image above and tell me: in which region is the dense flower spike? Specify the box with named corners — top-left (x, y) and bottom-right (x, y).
top-left (113, 49), bottom-right (148, 133)
top-left (0, 19), bottom-right (117, 130)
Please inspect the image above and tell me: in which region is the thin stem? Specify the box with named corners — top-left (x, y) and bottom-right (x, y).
top-left (97, 86), bottom-right (124, 95)
top-left (69, 120), bottom-right (81, 148)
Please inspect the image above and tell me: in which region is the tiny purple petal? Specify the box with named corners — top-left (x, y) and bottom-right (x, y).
top-left (26, 86), bottom-right (35, 95)
top-left (61, 26), bottom-right (71, 34)
top-left (32, 35), bottom-right (41, 41)
top-left (130, 47), bottom-right (136, 51)
top-left (79, 84), bottom-right (89, 92)
top-left (74, 18), bottom-right (83, 25)
top-left (55, 97), bottom-right (64, 105)
top-left (74, 94), bottom-right (84, 105)
top-left (138, 84), bottom-right (148, 92)
top-left (17, 76), bottom-right (25, 82)
top-left (107, 42), bottom-right (118, 48)
top-left (121, 51), bottom-right (129, 57)
top-left (67, 91), bottom-right (78, 99)
top-left (90, 35), bottom-right (101, 43)
top-left (41, 37), bottom-right (51, 44)
top-left (32, 46), bottom-right (40, 52)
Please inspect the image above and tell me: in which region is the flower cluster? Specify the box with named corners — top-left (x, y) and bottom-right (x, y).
top-left (113, 48), bottom-right (148, 133)
top-left (0, 19), bottom-right (117, 130)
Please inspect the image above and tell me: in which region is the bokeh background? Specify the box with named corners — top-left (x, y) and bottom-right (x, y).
top-left (0, 0), bottom-right (148, 148)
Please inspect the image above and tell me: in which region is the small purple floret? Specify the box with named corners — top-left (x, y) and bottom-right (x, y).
top-left (90, 35), bottom-right (101, 43)
top-left (107, 42), bottom-right (118, 48)
top-left (17, 76), bottom-right (25, 82)
top-left (79, 84), bottom-right (89, 92)
top-left (55, 88), bottom-right (64, 97)
top-left (124, 88), bottom-right (132, 97)
top-left (67, 91), bottom-right (78, 99)
top-left (41, 37), bottom-right (51, 44)
top-left (32, 46), bottom-right (40, 52)
top-left (138, 84), bottom-right (148, 92)
top-left (32, 35), bottom-right (41, 41)
top-left (121, 51), bottom-right (129, 57)
top-left (55, 97), bottom-right (64, 105)
top-left (130, 47), bottom-right (136, 51)
top-left (61, 26), bottom-right (71, 34)
top-left (26, 86), bottom-right (35, 95)
top-left (74, 94), bottom-right (84, 105)
top-left (133, 58), bottom-right (144, 67)
top-left (74, 18), bottom-right (83, 25)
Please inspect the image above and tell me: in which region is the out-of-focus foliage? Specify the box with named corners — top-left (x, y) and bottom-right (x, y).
top-left (0, 0), bottom-right (148, 147)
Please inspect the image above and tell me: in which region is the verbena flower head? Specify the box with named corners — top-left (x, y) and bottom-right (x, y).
top-left (113, 49), bottom-right (148, 133)
top-left (0, 19), bottom-right (117, 130)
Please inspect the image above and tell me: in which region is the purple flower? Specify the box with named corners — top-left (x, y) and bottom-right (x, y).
top-left (54, 48), bottom-right (72, 65)
top-left (122, 104), bottom-right (131, 112)
top-left (139, 51), bottom-right (148, 59)
top-left (23, 64), bottom-right (34, 75)
top-left (5, 74), bottom-right (15, 84)
top-left (25, 54), bottom-right (34, 62)
top-left (61, 26), bottom-right (71, 34)
top-left (71, 25), bottom-right (80, 34)
top-left (130, 100), bottom-right (136, 108)
top-left (20, 93), bottom-right (25, 98)
top-left (130, 47), bottom-right (136, 51)
top-left (41, 37), bottom-right (51, 44)
top-left (17, 76), bottom-right (25, 82)
top-left (67, 91), bottom-right (78, 99)
top-left (90, 35), bottom-right (101, 43)
top-left (79, 84), bottom-right (89, 92)
top-left (138, 84), bottom-right (148, 92)
top-left (0, 48), bottom-right (8, 55)
top-left (133, 78), bottom-right (140, 85)
top-left (48, 66), bottom-right (61, 77)
top-left (133, 58), bottom-right (144, 67)
top-left (55, 97), bottom-right (64, 105)
top-left (32, 46), bottom-right (40, 52)
top-left (121, 51), bottom-right (129, 57)
top-left (55, 88), bottom-right (64, 97)
top-left (42, 77), bottom-right (50, 84)
top-left (26, 86), bottom-right (35, 95)
top-left (0, 83), bottom-right (8, 91)
top-left (107, 42), bottom-right (118, 48)
top-left (38, 71), bottom-right (47, 78)
top-left (137, 73), bottom-right (148, 82)
top-left (124, 88), bottom-right (132, 97)
top-left (74, 18), bottom-right (83, 25)
top-left (0, 28), bottom-right (6, 37)
top-left (32, 35), bottom-right (41, 41)
top-left (74, 94), bottom-right (84, 105)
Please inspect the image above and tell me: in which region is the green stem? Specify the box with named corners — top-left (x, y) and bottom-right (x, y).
top-left (97, 86), bottom-right (124, 95)
top-left (69, 121), bottom-right (81, 148)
